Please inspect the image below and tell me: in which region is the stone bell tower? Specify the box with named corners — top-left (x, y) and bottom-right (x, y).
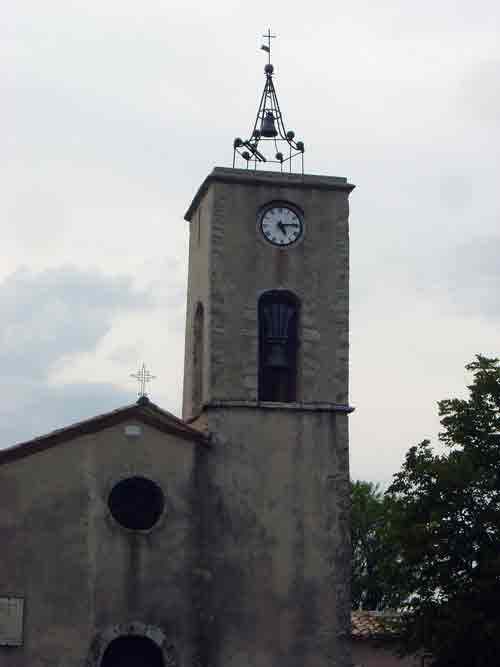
top-left (182, 37), bottom-right (354, 667)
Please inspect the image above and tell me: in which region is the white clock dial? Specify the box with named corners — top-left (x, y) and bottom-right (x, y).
top-left (259, 206), bottom-right (304, 247)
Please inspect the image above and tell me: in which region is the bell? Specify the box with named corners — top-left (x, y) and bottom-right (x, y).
top-left (266, 343), bottom-right (289, 369)
top-left (260, 111), bottom-right (278, 138)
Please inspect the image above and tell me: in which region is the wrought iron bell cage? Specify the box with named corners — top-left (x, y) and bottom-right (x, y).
top-left (233, 36), bottom-right (305, 174)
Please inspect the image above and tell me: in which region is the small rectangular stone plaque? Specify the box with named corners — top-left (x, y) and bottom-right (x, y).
top-left (0, 597), bottom-right (24, 646)
top-left (124, 424), bottom-right (142, 438)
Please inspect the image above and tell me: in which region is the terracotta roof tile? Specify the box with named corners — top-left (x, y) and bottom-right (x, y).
top-left (351, 611), bottom-right (400, 639)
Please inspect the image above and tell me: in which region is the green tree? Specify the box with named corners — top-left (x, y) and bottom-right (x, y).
top-left (351, 480), bottom-right (406, 610)
top-left (387, 355), bottom-right (500, 666)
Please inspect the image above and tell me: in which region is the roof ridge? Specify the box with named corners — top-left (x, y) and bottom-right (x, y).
top-left (0, 399), bottom-right (209, 466)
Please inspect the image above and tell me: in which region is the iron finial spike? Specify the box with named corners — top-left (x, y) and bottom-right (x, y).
top-left (261, 28), bottom-right (276, 65)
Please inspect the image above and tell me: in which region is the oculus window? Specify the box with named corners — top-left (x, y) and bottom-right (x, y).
top-left (108, 477), bottom-right (165, 531)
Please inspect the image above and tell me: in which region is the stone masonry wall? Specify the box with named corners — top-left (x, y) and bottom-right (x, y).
top-left (183, 168), bottom-right (352, 408)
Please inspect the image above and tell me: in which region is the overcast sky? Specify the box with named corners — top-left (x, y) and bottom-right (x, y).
top-left (2, 0), bottom-right (499, 484)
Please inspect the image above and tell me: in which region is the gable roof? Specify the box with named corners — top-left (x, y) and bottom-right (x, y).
top-left (0, 397), bottom-right (210, 466)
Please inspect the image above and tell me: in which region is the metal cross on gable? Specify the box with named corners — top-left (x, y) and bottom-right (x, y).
top-left (131, 362), bottom-right (156, 398)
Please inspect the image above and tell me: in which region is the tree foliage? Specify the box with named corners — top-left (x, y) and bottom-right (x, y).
top-left (351, 480), bottom-right (385, 610)
top-left (351, 480), bottom-right (406, 610)
top-left (386, 355), bottom-right (500, 666)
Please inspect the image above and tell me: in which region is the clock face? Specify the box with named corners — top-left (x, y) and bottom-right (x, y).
top-left (259, 205), bottom-right (304, 247)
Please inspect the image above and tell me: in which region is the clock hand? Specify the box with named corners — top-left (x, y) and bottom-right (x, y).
top-left (277, 221), bottom-right (286, 234)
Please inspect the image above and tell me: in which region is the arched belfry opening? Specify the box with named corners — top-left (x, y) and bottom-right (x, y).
top-left (100, 635), bottom-right (164, 667)
top-left (258, 290), bottom-right (299, 402)
top-left (192, 302), bottom-right (204, 414)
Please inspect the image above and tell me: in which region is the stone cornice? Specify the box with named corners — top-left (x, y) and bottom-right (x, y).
top-left (184, 167), bottom-right (356, 221)
top-left (203, 399), bottom-right (355, 413)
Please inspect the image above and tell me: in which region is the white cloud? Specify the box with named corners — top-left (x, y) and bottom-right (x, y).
top-left (0, 380), bottom-right (132, 448)
top-left (0, 267), bottom-right (149, 379)
top-left (1, 0), bottom-right (500, 480)
top-left (0, 267), bottom-right (154, 445)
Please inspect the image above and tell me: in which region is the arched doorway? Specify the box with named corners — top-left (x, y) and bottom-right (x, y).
top-left (101, 635), bottom-right (164, 667)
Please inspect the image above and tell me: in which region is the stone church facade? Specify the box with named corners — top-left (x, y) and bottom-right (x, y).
top-left (0, 167), bottom-right (354, 667)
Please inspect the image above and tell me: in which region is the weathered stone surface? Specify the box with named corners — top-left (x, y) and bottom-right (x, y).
top-left (182, 168), bottom-right (354, 667)
top-left (0, 422), bottom-right (205, 667)
top-left (0, 167), bottom-right (354, 667)
top-left (196, 406), bottom-right (351, 667)
top-left (182, 168), bottom-right (352, 417)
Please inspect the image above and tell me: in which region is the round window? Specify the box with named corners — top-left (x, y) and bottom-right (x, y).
top-left (108, 476), bottom-right (165, 531)
top-left (101, 635), bottom-right (164, 667)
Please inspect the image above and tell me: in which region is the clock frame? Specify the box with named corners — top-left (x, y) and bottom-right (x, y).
top-left (258, 202), bottom-right (304, 247)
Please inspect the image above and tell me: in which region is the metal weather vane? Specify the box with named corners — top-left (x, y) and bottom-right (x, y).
top-left (260, 27), bottom-right (276, 64)
top-left (131, 363), bottom-right (156, 398)
top-left (233, 29), bottom-right (305, 174)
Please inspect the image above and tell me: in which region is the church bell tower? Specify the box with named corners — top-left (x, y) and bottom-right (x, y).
top-left (183, 34), bottom-right (354, 667)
